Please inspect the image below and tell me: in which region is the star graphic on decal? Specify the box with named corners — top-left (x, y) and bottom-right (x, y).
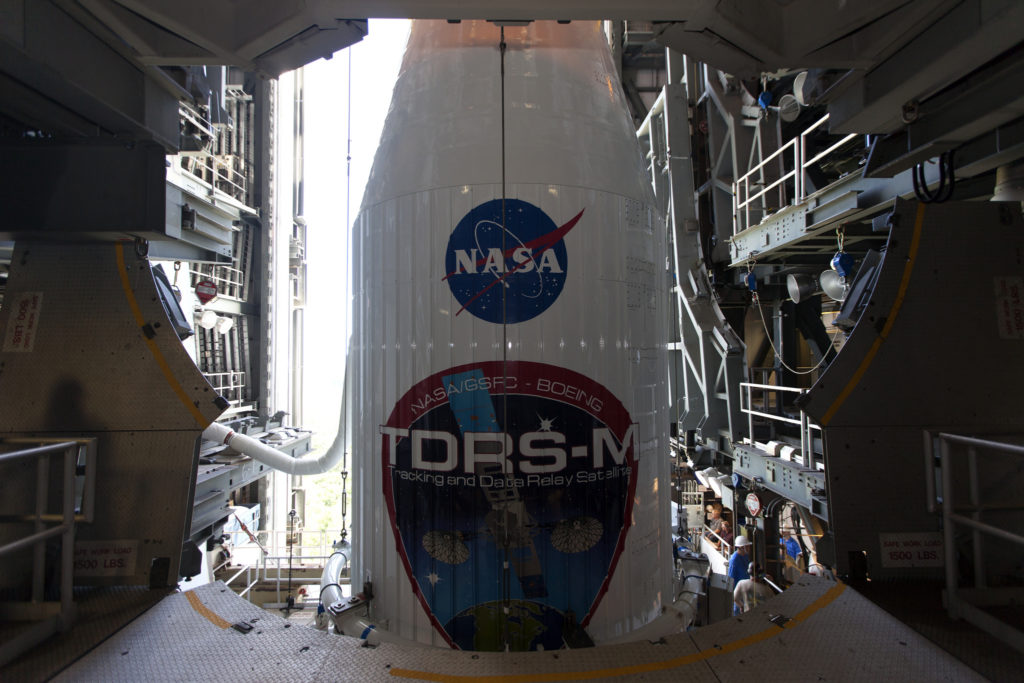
top-left (426, 571), bottom-right (442, 587)
top-left (537, 414), bottom-right (556, 431)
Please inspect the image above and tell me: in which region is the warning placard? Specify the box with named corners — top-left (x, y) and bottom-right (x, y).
top-left (995, 276), bottom-right (1024, 339)
top-left (879, 532), bottom-right (943, 568)
top-left (2, 291), bottom-right (42, 352)
top-left (74, 539), bottom-right (138, 577)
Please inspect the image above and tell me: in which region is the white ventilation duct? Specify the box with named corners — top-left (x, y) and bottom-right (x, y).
top-left (202, 364), bottom-right (347, 476)
top-left (597, 553), bottom-right (707, 645)
top-left (319, 546), bottom-right (428, 648)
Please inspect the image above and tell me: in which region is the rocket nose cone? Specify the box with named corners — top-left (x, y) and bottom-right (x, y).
top-left (361, 20), bottom-right (654, 210)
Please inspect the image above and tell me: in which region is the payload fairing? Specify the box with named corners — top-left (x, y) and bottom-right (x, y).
top-left (349, 20), bottom-right (671, 651)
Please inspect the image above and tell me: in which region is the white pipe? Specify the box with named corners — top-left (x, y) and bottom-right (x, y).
top-left (203, 421), bottom-right (344, 475)
top-left (202, 365), bottom-right (347, 476)
top-left (597, 556), bottom-right (706, 645)
top-left (319, 547), bottom-right (429, 648)
top-left (319, 547), bottom-right (350, 621)
top-left (596, 603), bottom-right (695, 646)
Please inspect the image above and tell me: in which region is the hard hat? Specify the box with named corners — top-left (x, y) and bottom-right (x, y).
top-left (734, 535), bottom-right (751, 547)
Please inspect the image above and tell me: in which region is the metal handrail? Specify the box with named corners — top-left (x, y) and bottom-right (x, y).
top-left (932, 432), bottom-right (1024, 652)
top-left (735, 136), bottom-right (799, 235)
top-left (220, 552), bottom-right (339, 606)
top-left (263, 553), bottom-right (335, 604)
top-left (220, 528), bottom-right (348, 605)
top-left (733, 113), bottom-right (858, 235)
top-left (800, 115), bottom-right (856, 182)
top-left (703, 526), bottom-right (732, 558)
top-left (0, 440), bottom-right (79, 667)
top-left (219, 563), bottom-right (259, 601)
top-left (255, 528), bottom-right (346, 559)
top-left (740, 382), bottom-right (820, 470)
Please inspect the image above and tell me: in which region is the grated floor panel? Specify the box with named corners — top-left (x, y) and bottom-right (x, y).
top-left (1, 585), bottom-right (167, 682)
top-left (46, 577), bottom-right (988, 682)
top-left (852, 580), bottom-right (1024, 683)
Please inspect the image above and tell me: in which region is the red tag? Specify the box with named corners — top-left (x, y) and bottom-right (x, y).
top-left (195, 279), bottom-right (218, 304)
top-left (745, 492), bottom-right (762, 517)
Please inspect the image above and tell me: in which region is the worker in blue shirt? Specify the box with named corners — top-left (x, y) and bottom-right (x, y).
top-left (781, 530), bottom-right (805, 582)
top-left (783, 531), bottom-right (803, 562)
top-left (728, 535), bottom-right (752, 595)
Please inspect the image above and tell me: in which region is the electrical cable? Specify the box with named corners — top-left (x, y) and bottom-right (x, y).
top-left (346, 47), bottom-right (352, 235)
top-left (912, 151), bottom-right (956, 203)
top-left (498, 24), bottom-right (511, 652)
top-left (912, 161), bottom-right (935, 202)
top-left (753, 294), bottom-right (840, 376)
top-left (937, 150), bottom-right (956, 202)
top-left (339, 46), bottom-right (352, 548)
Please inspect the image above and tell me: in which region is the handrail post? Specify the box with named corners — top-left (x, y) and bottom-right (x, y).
top-left (940, 438), bottom-right (958, 618)
top-left (923, 431), bottom-right (937, 513)
top-left (744, 177), bottom-right (750, 233)
top-left (797, 129), bottom-right (805, 202)
top-left (60, 444), bottom-right (75, 628)
top-left (800, 409), bottom-right (810, 469)
top-left (33, 454), bottom-right (49, 603)
top-left (733, 178), bottom-right (738, 234)
top-left (746, 384), bottom-right (753, 445)
top-left (967, 446), bottom-right (985, 589)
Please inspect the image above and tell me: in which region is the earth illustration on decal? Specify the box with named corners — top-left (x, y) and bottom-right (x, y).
top-left (442, 199), bottom-right (583, 324)
top-left (446, 600), bottom-right (566, 651)
top-left (382, 361), bottom-right (637, 650)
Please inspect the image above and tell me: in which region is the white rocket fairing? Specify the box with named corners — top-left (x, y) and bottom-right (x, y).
top-left (349, 20), bottom-right (671, 651)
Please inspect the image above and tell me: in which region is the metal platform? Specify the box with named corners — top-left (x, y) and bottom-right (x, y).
top-left (1, 585), bottom-right (168, 682)
top-left (50, 577), bottom-right (984, 682)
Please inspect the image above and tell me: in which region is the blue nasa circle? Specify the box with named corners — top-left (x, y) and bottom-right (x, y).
top-left (444, 199), bottom-right (569, 324)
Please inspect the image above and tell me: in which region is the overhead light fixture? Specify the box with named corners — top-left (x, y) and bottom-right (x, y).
top-left (793, 72), bottom-right (809, 105)
top-left (786, 273), bottom-right (819, 303)
top-left (819, 269), bottom-right (848, 301)
top-left (215, 316), bottom-right (234, 335)
top-left (198, 309), bottom-right (218, 330)
top-left (777, 94), bottom-right (800, 123)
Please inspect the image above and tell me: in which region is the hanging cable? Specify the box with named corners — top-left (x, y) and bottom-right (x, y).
top-left (346, 48), bottom-right (353, 228)
top-left (339, 449), bottom-right (348, 544)
top-left (498, 24), bottom-right (511, 653)
top-left (912, 151), bottom-right (956, 204)
top-left (284, 508), bottom-right (297, 614)
top-left (748, 259), bottom-right (840, 377)
top-left (754, 296), bottom-right (840, 376)
top-left (342, 46), bottom-right (353, 547)
top-left (938, 150), bottom-right (956, 202)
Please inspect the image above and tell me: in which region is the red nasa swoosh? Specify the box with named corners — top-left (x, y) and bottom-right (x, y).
top-left (443, 208), bottom-right (584, 316)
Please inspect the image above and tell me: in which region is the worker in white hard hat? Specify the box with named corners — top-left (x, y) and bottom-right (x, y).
top-left (728, 534), bottom-right (752, 593)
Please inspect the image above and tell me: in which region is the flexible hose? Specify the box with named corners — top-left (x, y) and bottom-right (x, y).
top-left (202, 363), bottom-right (348, 476)
top-left (319, 547), bottom-right (428, 647)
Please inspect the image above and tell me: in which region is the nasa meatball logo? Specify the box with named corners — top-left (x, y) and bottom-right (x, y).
top-left (443, 199), bottom-right (583, 324)
top-left (382, 361), bottom-right (636, 650)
